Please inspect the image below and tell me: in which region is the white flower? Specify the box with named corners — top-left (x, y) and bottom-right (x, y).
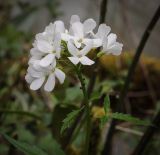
top-left (61, 15), bottom-right (102, 48)
top-left (25, 61), bottom-right (65, 92)
top-left (67, 41), bottom-right (94, 65)
top-left (95, 24), bottom-right (123, 55)
top-left (33, 21), bottom-right (65, 67)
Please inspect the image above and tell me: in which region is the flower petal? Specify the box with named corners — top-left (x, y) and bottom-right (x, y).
top-left (55, 68), bottom-right (65, 84)
top-left (107, 33), bottom-right (117, 47)
top-left (83, 18), bottom-right (96, 33)
top-left (84, 38), bottom-right (102, 48)
top-left (25, 74), bottom-right (34, 83)
top-left (67, 41), bottom-right (78, 56)
top-left (68, 56), bottom-right (79, 65)
top-left (95, 24), bottom-right (111, 39)
top-left (107, 42), bottom-right (123, 55)
top-left (70, 15), bottom-right (80, 24)
top-left (30, 77), bottom-right (45, 90)
top-left (44, 73), bottom-right (55, 92)
top-left (72, 22), bottom-right (84, 39)
top-left (54, 20), bottom-right (65, 33)
top-left (79, 56), bottom-right (94, 65)
top-left (61, 33), bottom-right (73, 41)
top-left (40, 54), bottom-right (55, 67)
top-left (37, 40), bottom-right (53, 53)
top-left (80, 41), bottom-right (92, 56)
top-left (53, 33), bottom-right (61, 58)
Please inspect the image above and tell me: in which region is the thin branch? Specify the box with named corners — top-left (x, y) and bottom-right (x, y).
top-left (101, 5), bottom-right (160, 155)
top-left (131, 110), bottom-right (160, 155)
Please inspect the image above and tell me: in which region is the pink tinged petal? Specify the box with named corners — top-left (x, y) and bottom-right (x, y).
top-left (95, 24), bottom-right (111, 39)
top-left (83, 18), bottom-right (96, 33)
top-left (40, 54), bottom-right (55, 67)
top-left (44, 73), bottom-right (55, 92)
top-left (67, 41), bottom-right (78, 56)
top-left (107, 33), bottom-right (117, 47)
top-left (80, 41), bottom-right (93, 56)
top-left (70, 15), bottom-right (80, 24)
top-left (72, 22), bottom-right (84, 39)
top-left (30, 77), bottom-right (45, 90)
top-left (55, 68), bottom-right (65, 84)
top-left (68, 57), bottom-right (79, 65)
top-left (37, 40), bottom-right (53, 53)
top-left (54, 20), bottom-right (65, 33)
top-left (79, 56), bottom-right (94, 65)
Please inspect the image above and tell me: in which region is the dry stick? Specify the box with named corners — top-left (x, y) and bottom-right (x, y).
top-left (62, 0), bottom-right (108, 149)
top-left (101, 5), bottom-right (160, 155)
top-left (131, 110), bottom-right (160, 155)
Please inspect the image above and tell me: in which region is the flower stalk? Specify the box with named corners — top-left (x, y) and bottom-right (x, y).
top-left (75, 65), bottom-right (91, 155)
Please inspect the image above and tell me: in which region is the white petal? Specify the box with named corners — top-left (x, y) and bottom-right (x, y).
top-left (107, 33), bottom-right (117, 47)
top-left (84, 38), bottom-right (102, 48)
top-left (30, 77), bottom-right (45, 90)
top-left (79, 56), bottom-right (94, 65)
top-left (107, 42), bottom-right (123, 55)
top-left (37, 40), bottom-right (53, 53)
top-left (95, 24), bottom-right (111, 39)
top-left (30, 48), bottom-right (44, 57)
top-left (55, 68), bottom-right (65, 84)
top-left (25, 74), bottom-right (34, 83)
top-left (28, 56), bottom-right (41, 65)
top-left (44, 73), bottom-right (55, 92)
top-left (27, 66), bottom-right (45, 78)
top-left (53, 33), bottom-right (61, 58)
top-left (72, 22), bottom-right (84, 39)
top-left (44, 23), bottom-right (55, 34)
top-left (70, 15), bottom-right (80, 24)
top-left (68, 56), bottom-right (79, 65)
top-left (83, 18), bottom-right (96, 33)
top-left (54, 20), bottom-right (65, 33)
top-left (61, 33), bottom-right (73, 41)
top-left (40, 54), bottom-right (55, 67)
top-left (80, 41), bottom-right (93, 56)
top-left (67, 41), bottom-right (78, 56)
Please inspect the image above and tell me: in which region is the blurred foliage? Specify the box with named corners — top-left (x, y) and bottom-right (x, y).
top-left (0, 1), bottom-right (160, 155)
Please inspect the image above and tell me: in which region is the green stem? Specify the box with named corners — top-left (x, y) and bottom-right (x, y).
top-left (75, 65), bottom-right (91, 155)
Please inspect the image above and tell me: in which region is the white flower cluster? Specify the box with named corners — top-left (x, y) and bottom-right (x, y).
top-left (25, 15), bottom-right (123, 92)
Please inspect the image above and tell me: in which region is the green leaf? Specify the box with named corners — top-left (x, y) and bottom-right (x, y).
top-left (90, 92), bottom-right (101, 101)
top-left (111, 112), bottom-right (150, 126)
top-left (103, 95), bottom-right (110, 114)
top-left (2, 133), bottom-right (48, 155)
top-left (100, 95), bottom-right (111, 127)
top-left (61, 107), bottom-right (84, 134)
top-left (100, 116), bottom-right (108, 128)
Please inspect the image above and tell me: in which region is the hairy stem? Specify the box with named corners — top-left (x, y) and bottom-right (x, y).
top-left (102, 5), bottom-right (160, 155)
top-left (75, 65), bottom-right (91, 155)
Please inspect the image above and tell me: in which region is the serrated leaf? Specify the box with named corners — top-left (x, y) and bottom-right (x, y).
top-left (111, 112), bottom-right (150, 126)
top-left (100, 116), bottom-right (108, 128)
top-left (104, 95), bottom-right (110, 114)
top-left (2, 133), bottom-right (48, 155)
top-left (61, 107), bottom-right (84, 134)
